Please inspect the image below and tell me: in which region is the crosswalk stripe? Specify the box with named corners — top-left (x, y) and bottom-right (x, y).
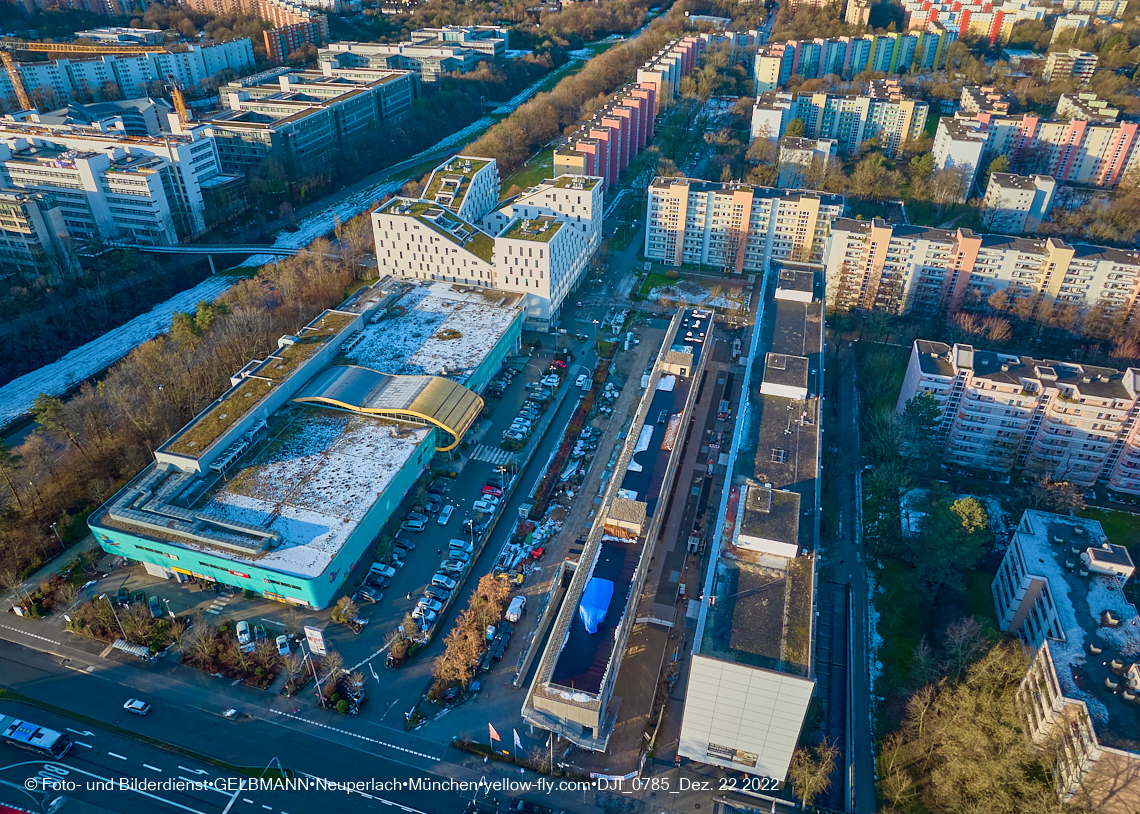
top-left (470, 444), bottom-right (514, 465)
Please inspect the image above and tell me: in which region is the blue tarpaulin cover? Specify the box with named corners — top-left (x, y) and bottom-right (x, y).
top-left (578, 577), bottom-right (614, 635)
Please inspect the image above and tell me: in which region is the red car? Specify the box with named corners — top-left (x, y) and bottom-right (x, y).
top-left (482, 485), bottom-right (503, 497)
top-left (551, 360), bottom-right (567, 369)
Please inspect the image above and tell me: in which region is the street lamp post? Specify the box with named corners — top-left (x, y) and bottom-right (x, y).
top-left (49, 522), bottom-right (62, 548)
top-left (98, 593), bottom-right (128, 640)
top-left (162, 598), bottom-right (176, 621)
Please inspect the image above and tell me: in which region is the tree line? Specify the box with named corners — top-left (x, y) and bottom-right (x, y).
top-left (0, 212), bottom-right (376, 592)
top-left (463, 2), bottom-right (697, 175)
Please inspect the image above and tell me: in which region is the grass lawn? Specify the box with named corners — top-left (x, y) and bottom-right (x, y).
top-left (964, 566), bottom-right (997, 618)
top-left (875, 557), bottom-right (930, 698)
top-left (1080, 507), bottom-right (1140, 548)
top-left (637, 271), bottom-right (680, 299)
top-left (501, 147), bottom-right (555, 196)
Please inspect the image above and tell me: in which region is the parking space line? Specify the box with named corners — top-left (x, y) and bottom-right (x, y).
top-left (108, 752), bottom-right (127, 760)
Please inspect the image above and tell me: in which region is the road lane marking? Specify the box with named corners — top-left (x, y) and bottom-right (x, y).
top-left (243, 799), bottom-right (254, 804)
top-left (179, 767), bottom-right (209, 775)
top-left (143, 764), bottom-right (161, 772)
top-left (74, 742), bottom-right (92, 749)
top-left (0, 623), bottom-right (59, 645)
top-left (107, 753), bottom-right (127, 760)
top-left (32, 761), bottom-right (207, 814)
top-left (271, 711), bottom-right (440, 761)
top-left (66, 729), bottom-right (94, 737)
top-left (220, 780), bottom-right (245, 814)
top-left (262, 806), bottom-right (272, 810)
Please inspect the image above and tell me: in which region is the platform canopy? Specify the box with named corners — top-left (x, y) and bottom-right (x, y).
top-left (294, 365), bottom-right (482, 451)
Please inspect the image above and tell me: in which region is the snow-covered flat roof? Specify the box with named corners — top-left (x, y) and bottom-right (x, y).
top-left (195, 409), bottom-right (430, 577)
top-left (343, 282), bottom-right (522, 381)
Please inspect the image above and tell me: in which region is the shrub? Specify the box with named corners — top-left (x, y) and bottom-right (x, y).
top-left (336, 699), bottom-right (349, 714)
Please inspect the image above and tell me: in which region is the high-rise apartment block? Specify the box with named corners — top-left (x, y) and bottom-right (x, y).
top-left (644, 178), bottom-right (845, 273)
top-left (896, 340), bottom-right (1140, 491)
top-left (372, 156), bottom-right (603, 325)
top-left (0, 41), bottom-right (255, 111)
top-left (777, 138), bottom-right (837, 188)
top-left (320, 28), bottom-right (508, 82)
top-left (993, 511), bottom-right (1140, 814)
top-left (1062, 0), bottom-right (1127, 14)
top-left (0, 189), bottom-right (80, 279)
top-left (752, 30), bottom-right (956, 82)
top-left (1051, 13), bottom-right (1091, 45)
top-left (634, 37), bottom-right (702, 112)
top-left (933, 111), bottom-right (1139, 193)
top-left (982, 173), bottom-right (1056, 233)
top-left (1056, 92), bottom-right (1120, 122)
top-left (903, 0), bottom-right (1046, 43)
top-left (554, 80), bottom-right (659, 191)
top-left (1044, 49), bottom-right (1099, 83)
top-left (791, 81), bottom-right (928, 158)
top-left (202, 65), bottom-right (414, 173)
top-left (826, 217), bottom-right (1140, 319)
top-left (959, 85), bottom-right (1012, 115)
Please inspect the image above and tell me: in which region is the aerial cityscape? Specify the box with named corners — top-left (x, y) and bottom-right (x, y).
top-left (0, 0), bottom-right (1139, 810)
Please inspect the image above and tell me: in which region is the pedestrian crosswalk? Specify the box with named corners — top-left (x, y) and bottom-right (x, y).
top-left (469, 444), bottom-right (515, 465)
top-left (205, 595), bottom-right (232, 615)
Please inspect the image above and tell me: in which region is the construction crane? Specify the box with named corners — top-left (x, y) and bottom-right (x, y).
top-left (0, 41), bottom-right (193, 123)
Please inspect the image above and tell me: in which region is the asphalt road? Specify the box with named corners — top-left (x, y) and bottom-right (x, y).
top-left (0, 650), bottom-right (471, 814)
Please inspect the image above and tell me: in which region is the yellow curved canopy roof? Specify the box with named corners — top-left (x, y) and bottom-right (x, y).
top-left (293, 365), bottom-right (482, 451)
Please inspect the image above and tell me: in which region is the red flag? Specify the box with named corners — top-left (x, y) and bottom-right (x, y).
top-left (489, 723), bottom-right (501, 742)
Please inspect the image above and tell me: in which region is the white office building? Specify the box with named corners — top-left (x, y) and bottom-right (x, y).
top-left (372, 156), bottom-right (603, 326)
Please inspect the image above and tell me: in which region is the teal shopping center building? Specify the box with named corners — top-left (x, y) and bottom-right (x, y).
top-left (88, 279), bottom-right (525, 609)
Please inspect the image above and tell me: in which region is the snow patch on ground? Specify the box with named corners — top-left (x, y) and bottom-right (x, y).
top-left (0, 275), bottom-right (236, 425)
top-left (900, 488), bottom-right (928, 536)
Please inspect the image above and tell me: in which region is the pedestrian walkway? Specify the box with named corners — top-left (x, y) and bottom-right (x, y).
top-left (204, 594), bottom-right (234, 615)
top-left (469, 444), bottom-right (516, 465)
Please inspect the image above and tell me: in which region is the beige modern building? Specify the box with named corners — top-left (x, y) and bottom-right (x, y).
top-left (825, 217), bottom-right (1140, 320)
top-left (895, 339), bottom-right (1140, 492)
top-left (993, 510), bottom-right (1140, 813)
top-left (644, 177), bottom-right (845, 273)
top-left (372, 156), bottom-right (602, 326)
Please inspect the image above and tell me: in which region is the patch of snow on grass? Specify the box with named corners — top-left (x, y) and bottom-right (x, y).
top-left (0, 275), bottom-right (236, 425)
top-left (900, 488), bottom-right (928, 536)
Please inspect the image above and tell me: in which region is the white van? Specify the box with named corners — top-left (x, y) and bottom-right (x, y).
top-left (505, 595), bottom-right (527, 623)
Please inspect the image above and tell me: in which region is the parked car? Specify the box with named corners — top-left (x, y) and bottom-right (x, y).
top-left (505, 595), bottom-right (527, 622)
top-left (576, 374), bottom-right (589, 388)
top-left (116, 587), bottom-right (129, 606)
top-left (406, 511), bottom-right (429, 524)
top-left (395, 537), bottom-right (416, 551)
top-left (123, 698), bottom-right (151, 716)
top-left (401, 518), bottom-right (427, 532)
top-left (276, 635), bottom-right (291, 656)
top-left (472, 499), bottom-right (498, 514)
top-left (503, 431), bottom-right (526, 442)
top-left (391, 546), bottom-right (407, 561)
top-left (254, 624), bottom-right (267, 643)
top-left (431, 573), bottom-right (458, 591)
top-left (370, 563), bottom-right (397, 579)
top-left (449, 539), bottom-right (475, 556)
top-left (425, 494), bottom-right (442, 514)
top-left (481, 485), bottom-right (503, 498)
top-left (133, 590), bottom-right (146, 606)
top-left (438, 504), bottom-right (454, 525)
top-left (365, 573), bottom-right (391, 590)
top-left (424, 586), bottom-right (451, 602)
top-left (355, 587), bottom-right (380, 603)
top-left (417, 597), bottom-right (444, 614)
top-left (236, 621), bottom-right (252, 645)
top-left (148, 596), bottom-right (162, 618)
top-left (412, 606), bottom-right (437, 625)
top-left (479, 494), bottom-right (502, 508)
top-left (439, 559), bottom-right (466, 575)
top-left (462, 517), bottom-right (489, 534)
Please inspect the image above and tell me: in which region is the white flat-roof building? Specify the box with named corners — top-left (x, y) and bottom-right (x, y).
top-left (993, 510), bottom-right (1140, 813)
top-left (932, 118), bottom-right (988, 200)
top-left (982, 173), bottom-right (1056, 233)
top-left (373, 157), bottom-right (603, 326)
top-left (777, 137), bottom-right (837, 188)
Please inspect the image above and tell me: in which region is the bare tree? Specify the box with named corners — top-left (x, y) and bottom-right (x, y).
top-left (787, 738), bottom-right (839, 808)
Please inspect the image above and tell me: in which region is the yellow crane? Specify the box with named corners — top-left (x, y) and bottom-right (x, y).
top-left (0, 41), bottom-right (193, 126)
